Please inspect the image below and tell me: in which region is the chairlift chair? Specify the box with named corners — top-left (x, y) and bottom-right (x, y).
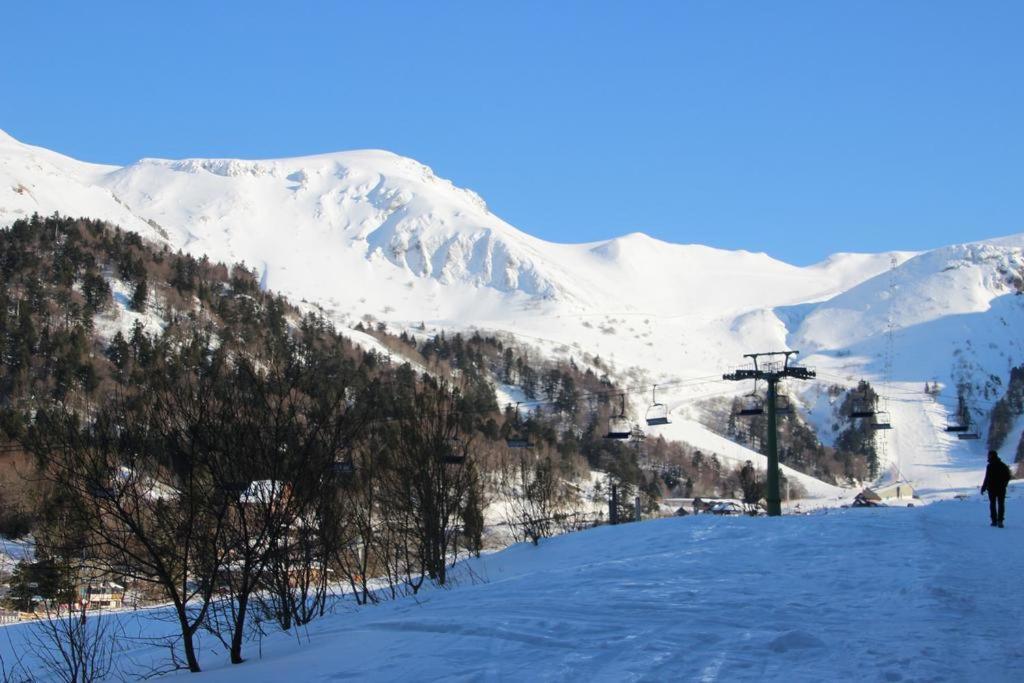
top-left (775, 393), bottom-right (794, 415)
top-left (871, 411), bottom-right (892, 430)
top-left (505, 403), bottom-right (534, 449)
top-left (645, 386), bottom-right (671, 426)
top-left (735, 378), bottom-right (764, 417)
top-left (216, 481), bottom-right (250, 494)
top-left (329, 459), bottom-right (355, 476)
top-left (944, 416), bottom-right (969, 433)
top-left (737, 394), bottom-right (764, 417)
top-left (88, 483), bottom-right (117, 500)
top-left (945, 413), bottom-right (977, 438)
top-left (213, 480), bottom-right (250, 505)
top-left (443, 438), bottom-right (467, 465)
top-left (850, 394), bottom-right (877, 419)
top-left (604, 394), bottom-right (632, 439)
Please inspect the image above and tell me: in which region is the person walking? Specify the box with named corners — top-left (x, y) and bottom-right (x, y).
top-left (980, 450), bottom-right (1012, 528)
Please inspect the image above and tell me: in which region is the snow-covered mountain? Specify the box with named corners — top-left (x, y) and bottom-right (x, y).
top-left (0, 128), bottom-right (903, 321)
top-left (3, 128), bottom-right (1023, 495)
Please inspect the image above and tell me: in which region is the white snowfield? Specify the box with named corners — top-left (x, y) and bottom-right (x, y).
top-left (2, 488), bottom-right (1020, 681)
top-left (3, 129), bottom-right (1024, 496)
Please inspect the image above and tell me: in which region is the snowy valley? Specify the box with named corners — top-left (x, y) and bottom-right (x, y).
top-left (1, 129), bottom-right (1023, 683)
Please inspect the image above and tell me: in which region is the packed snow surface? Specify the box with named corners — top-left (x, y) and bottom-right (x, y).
top-left (3, 488), bottom-right (1021, 681)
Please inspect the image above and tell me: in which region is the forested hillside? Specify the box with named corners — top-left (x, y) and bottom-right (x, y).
top-left (0, 214), bottom-right (896, 673)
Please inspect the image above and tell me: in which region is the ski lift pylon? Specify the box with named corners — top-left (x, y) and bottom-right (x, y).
top-left (645, 385), bottom-right (670, 426)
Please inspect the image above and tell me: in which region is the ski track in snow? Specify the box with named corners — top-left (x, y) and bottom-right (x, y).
top-left (3, 489), bottom-right (1021, 681)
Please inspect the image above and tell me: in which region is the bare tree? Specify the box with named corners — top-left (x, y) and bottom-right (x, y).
top-left (496, 452), bottom-right (588, 545)
top-left (382, 382), bottom-right (475, 591)
top-left (204, 353), bottom-right (357, 663)
top-left (27, 368), bottom-right (233, 674)
top-left (336, 429), bottom-right (390, 604)
top-left (27, 602), bottom-right (122, 683)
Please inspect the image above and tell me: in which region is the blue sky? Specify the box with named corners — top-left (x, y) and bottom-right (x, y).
top-left (2, 1), bottom-right (1021, 264)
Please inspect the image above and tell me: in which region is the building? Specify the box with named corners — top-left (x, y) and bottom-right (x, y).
top-left (77, 581), bottom-right (125, 610)
top-left (866, 481), bottom-right (917, 503)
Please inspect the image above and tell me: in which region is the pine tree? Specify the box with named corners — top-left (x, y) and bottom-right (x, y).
top-left (131, 275), bottom-right (148, 312)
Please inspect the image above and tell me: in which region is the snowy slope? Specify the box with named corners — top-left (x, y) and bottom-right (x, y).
top-left (0, 130), bottom-right (159, 239)
top-left (1, 489), bottom-right (1020, 681)
top-left (0, 128), bottom-right (904, 325)
top-left (792, 241), bottom-right (1024, 485)
top-left (2, 128), bottom-right (1022, 497)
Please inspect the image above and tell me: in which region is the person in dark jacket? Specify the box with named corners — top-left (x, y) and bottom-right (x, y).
top-left (980, 450), bottom-right (1012, 528)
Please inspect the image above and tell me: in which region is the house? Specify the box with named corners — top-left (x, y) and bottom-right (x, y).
top-left (860, 483), bottom-right (917, 505)
top-left (77, 581), bottom-right (125, 610)
top-left (868, 481), bottom-right (917, 502)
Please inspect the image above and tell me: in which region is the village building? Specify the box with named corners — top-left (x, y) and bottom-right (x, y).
top-left (77, 581), bottom-right (125, 610)
top-left (862, 480), bottom-right (918, 503)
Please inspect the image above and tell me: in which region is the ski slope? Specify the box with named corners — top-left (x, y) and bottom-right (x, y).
top-left (2, 488), bottom-right (1020, 681)
top-left (645, 416), bottom-right (846, 500)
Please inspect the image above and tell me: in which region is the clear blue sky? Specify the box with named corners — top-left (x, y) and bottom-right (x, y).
top-left (2, 1), bottom-right (1022, 264)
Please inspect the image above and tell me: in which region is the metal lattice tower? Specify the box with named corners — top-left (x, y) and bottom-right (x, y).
top-left (724, 351), bottom-right (815, 516)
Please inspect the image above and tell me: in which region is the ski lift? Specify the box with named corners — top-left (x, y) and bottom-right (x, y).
top-left (850, 390), bottom-right (877, 419)
top-left (645, 385), bottom-right (670, 426)
top-left (945, 409), bottom-right (978, 439)
top-left (326, 439), bottom-right (355, 477)
top-left (604, 394), bottom-right (632, 439)
top-left (328, 459), bottom-right (355, 477)
top-left (737, 385), bottom-right (764, 417)
top-left (738, 398), bottom-right (764, 416)
top-left (775, 392), bottom-right (794, 416)
top-left (942, 413), bottom-right (966, 436)
top-left (871, 411), bottom-right (892, 430)
top-left (213, 480), bottom-right (250, 504)
top-left (443, 438), bottom-right (467, 465)
top-left (88, 483), bottom-right (117, 500)
top-left (505, 403), bottom-right (534, 449)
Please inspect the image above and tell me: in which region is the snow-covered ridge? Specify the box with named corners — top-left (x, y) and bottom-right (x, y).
top-left (1, 128), bottom-right (912, 319)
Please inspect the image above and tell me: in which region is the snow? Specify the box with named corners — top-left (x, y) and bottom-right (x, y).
top-left (2, 128), bottom-right (1023, 499)
top-left (646, 416), bottom-right (845, 500)
top-left (3, 487), bottom-right (1021, 681)
top-left (91, 277), bottom-right (167, 343)
top-left (0, 536), bottom-right (33, 573)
